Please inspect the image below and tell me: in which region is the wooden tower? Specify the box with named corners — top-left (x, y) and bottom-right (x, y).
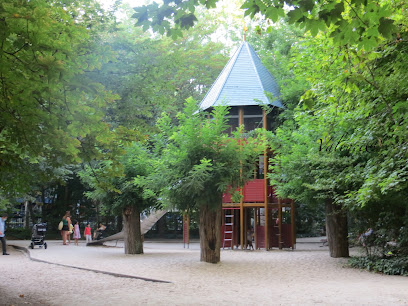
top-left (199, 41), bottom-right (296, 250)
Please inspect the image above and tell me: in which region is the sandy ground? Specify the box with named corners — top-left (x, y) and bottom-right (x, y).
top-left (1, 238), bottom-right (408, 306)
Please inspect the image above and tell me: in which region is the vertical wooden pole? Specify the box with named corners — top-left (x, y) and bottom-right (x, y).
top-left (183, 214), bottom-right (190, 248)
top-left (278, 198), bottom-right (282, 249)
top-left (239, 107), bottom-right (244, 249)
top-left (254, 208), bottom-right (258, 249)
top-left (263, 109), bottom-right (269, 250)
top-left (244, 208), bottom-right (247, 249)
top-left (291, 200), bottom-right (296, 250)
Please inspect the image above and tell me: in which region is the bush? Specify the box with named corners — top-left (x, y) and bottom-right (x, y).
top-left (6, 228), bottom-right (32, 240)
top-left (349, 256), bottom-right (408, 276)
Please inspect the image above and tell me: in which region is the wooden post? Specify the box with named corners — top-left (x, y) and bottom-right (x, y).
top-left (291, 200), bottom-right (296, 250)
top-left (263, 109), bottom-right (269, 250)
top-left (254, 207), bottom-right (258, 249)
top-left (278, 198), bottom-right (282, 249)
top-left (239, 107), bottom-right (244, 249)
top-left (244, 208), bottom-right (247, 249)
top-left (183, 214), bottom-right (190, 249)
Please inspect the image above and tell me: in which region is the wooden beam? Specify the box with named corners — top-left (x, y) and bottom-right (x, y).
top-left (254, 207), bottom-right (258, 249)
top-left (239, 106), bottom-right (244, 250)
top-left (183, 214), bottom-right (190, 248)
top-left (291, 200), bottom-right (296, 250)
top-left (263, 109), bottom-right (269, 250)
top-left (239, 107), bottom-right (244, 127)
top-left (278, 198), bottom-right (282, 249)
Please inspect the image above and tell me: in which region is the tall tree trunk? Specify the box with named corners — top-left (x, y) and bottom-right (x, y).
top-left (116, 214), bottom-right (123, 233)
top-left (123, 205), bottom-right (143, 254)
top-left (28, 202), bottom-right (36, 225)
top-left (95, 200), bottom-right (100, 224)
top-left (24, 201), bottom-right (30, 229)
top-left (199, 202), bottom-right (222, 263)
top-left (325, 198), bottom-right (349, 258)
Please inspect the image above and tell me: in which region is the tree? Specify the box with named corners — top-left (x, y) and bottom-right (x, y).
top-left (80, 143), bottom-right (157, 254)
top-left (89, 9), bottom-right (228, 133)
top-left (133, 0), bottom-right (400, 49)
top-left (77, 10), bottom-right (230, 252)
top-left (266, 12), bottom-right (408, 257)
top-left (0, 0), bottom-right (120, 198)
top-left (134, 0), bottom-right (408, 260)
top-left (152, 98), bottom-right (265, 263)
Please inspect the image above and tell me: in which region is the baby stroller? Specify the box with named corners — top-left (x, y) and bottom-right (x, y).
top-left (29, 223), bottom-right (47, 249)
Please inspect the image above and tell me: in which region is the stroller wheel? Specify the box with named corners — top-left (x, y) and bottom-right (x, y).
top-left (30, 242), bottom-right (34, 249)
top-left (44, 242), bottom-right (47, 249)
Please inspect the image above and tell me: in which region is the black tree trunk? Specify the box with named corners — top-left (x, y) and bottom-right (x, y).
top-left (325, 198), bottom-right (349, 258)
top-left (116, 214), bottom-right (123, 233)
top-left (199, 202), bottom-right (222, 263)
top-left (123, 205), bottom-right (143, 254)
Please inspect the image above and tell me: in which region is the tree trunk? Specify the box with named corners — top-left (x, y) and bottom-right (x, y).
top-left (28, 202), bottom-right (36, 225)
top-left (325, 199), bottom-right (349, 258)
top-left (199, 202), bottom-right (222, 263)
top-left (123, 206), bottom-right (143, 254)
top-left (95, 200), bottom-right (100, 224)
top-left (116, 214), bottom-right (123, 233)
top-left (24, 201), bottom-right (30, 229)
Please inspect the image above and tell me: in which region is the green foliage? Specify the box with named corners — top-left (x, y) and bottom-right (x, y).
top-left (90, 12), bottom-right (227, 134)
top-left (151, 97), bottom-right (266, 212)
top-left (133, 0), bottom-right (399, 51)
top-left (80, 142), bottom-right (157, 215)
top-left (349, 256), bottom-right (408, 276)
top-left (6, 227), bottom-right (32, 240)
top-left (266, 9), bottom-right (408, 208)
top-left (295, 202), bottom-right (326, 237)
top-left (0, 0), bottom-right (120, 196)
top-left (350, 194), bottom-right (408, 257)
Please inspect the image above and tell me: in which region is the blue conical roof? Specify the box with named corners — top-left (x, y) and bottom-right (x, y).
top-left (199, 41), bottom-right (283, 110)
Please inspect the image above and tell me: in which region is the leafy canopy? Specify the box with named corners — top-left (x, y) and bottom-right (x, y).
top-left (151, 98), bottom-right (266, 211)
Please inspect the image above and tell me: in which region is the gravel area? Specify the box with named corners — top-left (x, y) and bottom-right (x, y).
top-left (1, 238), bottom-right (407, 305)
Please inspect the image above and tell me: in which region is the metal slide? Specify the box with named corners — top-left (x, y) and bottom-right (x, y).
top-left (87, 210), bottom-right (168, 245)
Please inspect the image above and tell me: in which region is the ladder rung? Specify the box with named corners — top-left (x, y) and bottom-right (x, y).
top-left (225, 215), bottom-right (234, 217)
top-left (224, 239), bottom-right (232, 241)
top-left (225, 223), bottom-right (233, 225)
top-left (224, 231), bottom-right (233, 234)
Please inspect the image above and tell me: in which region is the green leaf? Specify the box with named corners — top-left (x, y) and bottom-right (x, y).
top-left (287, 8), bottom-right (304, 24)
top-left (378, 17), bottom-right (397, 39)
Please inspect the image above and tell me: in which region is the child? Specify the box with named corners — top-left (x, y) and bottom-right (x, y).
top-left (246, 228), bottom-right (254, 250)
top-left (73, 220), bottom-right (81, 246)
top-left (84, 223), bottom-right (92, 244)
top-left (68, 222), bottom-right (74, 244)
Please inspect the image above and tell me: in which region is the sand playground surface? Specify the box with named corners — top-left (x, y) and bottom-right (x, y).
top-left (1, 238), bottom-right (408, 306)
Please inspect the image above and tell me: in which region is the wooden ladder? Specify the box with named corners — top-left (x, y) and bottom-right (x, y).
top-left (223, 210), bottom-right (234, 249)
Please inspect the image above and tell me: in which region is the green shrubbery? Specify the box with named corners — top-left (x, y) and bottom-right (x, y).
top-left (348, 197), bottom-right (408, 276)
top-left (349, 256), bottom-right (408, 276)
top-left (6, 228), bottom-right (32, 240)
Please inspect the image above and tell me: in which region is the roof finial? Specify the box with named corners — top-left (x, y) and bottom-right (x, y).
top-left (243, 25), bottom-right (248, 41)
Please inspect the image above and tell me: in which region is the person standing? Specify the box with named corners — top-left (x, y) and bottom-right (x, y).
top-left (84, 223), bottom-right (92, 244)
top-left (73, 220), bottom-right (81, 246)
top-left (0, 213), bottom-right (9, 255)
top-left (61, 211), bottom-right (72, 245)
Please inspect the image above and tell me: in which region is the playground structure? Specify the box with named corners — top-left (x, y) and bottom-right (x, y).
top-left (89, 40), bottom-right (296, 250)
top-left (197, 40), bottom-right (296, 250)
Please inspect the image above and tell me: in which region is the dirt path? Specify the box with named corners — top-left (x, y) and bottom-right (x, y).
top-left (1, 239), bottom-right (407, 305)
